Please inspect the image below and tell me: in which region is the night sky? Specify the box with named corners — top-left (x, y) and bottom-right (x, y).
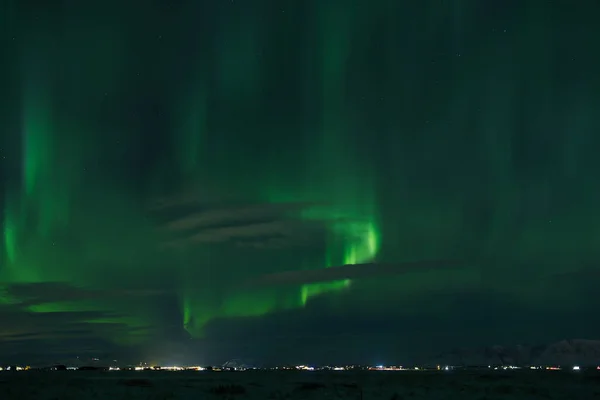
top-left (1, 0), bottom-right (600, 366)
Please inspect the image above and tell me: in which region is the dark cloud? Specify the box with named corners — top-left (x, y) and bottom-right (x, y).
top-left (0, 302), bottom-right (158, 366)
top-left (160, 202), bottom-right (312, 231)
top-left (3, 281), bottom-right (164, 307)
top-left (547, 265), bottom-right (600, 281)
top-left (164, 221), bottom-right (298, 248)
top-left (0, 306), bottom-right (117, 340)
top-left (0, 282), bottom-right (165, 361)
top-left (154, 200), bottom-right (337, 249)
top-left (245, 260), bottom-right (465, 287)
top-left (234, 236), bottom-right (295, 249)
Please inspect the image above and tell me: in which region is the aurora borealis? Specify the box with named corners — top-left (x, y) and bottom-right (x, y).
top-left (1, 1), bottom-right (600, 364)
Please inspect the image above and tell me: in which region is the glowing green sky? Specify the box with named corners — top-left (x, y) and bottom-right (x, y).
top-left (1, 0), bottom-right (600, 364)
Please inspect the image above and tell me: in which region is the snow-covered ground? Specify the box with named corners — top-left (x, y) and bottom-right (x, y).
top-left (0, 370), bottom-right (598, 399)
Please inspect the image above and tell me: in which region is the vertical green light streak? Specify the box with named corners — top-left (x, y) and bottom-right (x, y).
top-left (22, 89), bottom-right (52, 197)
top-left (300, 213), bottom-right (380, 305)
top-left (2, 198), bottom-right (18, 265)
top-left (298, 2), bottom-right (381, 304)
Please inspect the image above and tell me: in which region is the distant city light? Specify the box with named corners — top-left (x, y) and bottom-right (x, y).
top-left (0, 363), bottom-right (596, 373)
top-left (369, 365), bottom-right (405, 371)
top-left (162, 366), bottom-right (185, 371)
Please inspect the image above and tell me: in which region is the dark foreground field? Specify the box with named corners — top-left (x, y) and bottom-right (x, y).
top-left (0, 370), bottom-right (598, 399)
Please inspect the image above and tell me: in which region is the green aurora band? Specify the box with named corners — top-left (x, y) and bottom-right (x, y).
top-left (1, 1), bottom-right (600, 348)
